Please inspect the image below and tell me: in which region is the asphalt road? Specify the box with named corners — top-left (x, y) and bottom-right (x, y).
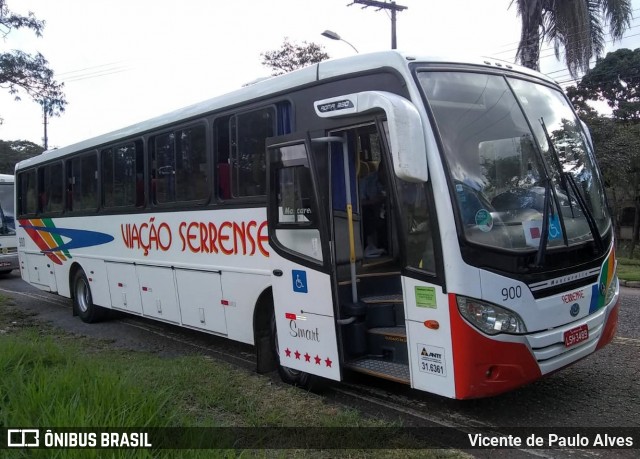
top-left (1, 270), bottom-right (638, 456)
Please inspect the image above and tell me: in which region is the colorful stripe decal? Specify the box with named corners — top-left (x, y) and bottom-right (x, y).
top-left (43, 218), bottom-right (71, 258)
top-left (19, 219), bottom-right (114, 265)
top-left (589, 247), bottom-right (616, 314)
top-left (20, 219), bottom-right (64, 265)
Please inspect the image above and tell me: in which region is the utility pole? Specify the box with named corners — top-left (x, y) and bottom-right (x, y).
top-left (351, 0), bottom-right (407, 49)
top-left (41, 100), bottom-right (49, 150)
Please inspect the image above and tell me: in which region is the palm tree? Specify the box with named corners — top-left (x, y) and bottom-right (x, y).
top-left (510, 0), bottom-right (633, 78)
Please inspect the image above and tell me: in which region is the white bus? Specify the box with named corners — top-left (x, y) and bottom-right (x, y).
top-left (0, 174), bottom-right (18, 275)
top-left (15, 51), bottom-right (619, 399)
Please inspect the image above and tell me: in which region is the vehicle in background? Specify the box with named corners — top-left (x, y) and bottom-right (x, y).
top-left (0, 174), bottom-right (18, 274)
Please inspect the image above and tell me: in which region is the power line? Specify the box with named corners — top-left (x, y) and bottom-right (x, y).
top-left (550, 32), bottom-right (640, 84)
top-left (485, 13), bottom-right (640, 85)
top-left (490, 6), bottom-right (640, 57)
top-left (56, 61), bottom-right (130, 77)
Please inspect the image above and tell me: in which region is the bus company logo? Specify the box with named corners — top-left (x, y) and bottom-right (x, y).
top-left (6, 428), bottom-right (152, 448)
top-left (561, 290), bottom-right (585, 304)
top-left (120, 218), bottom-right (269, 257)
top-left (7, 429), bottom-right (39, 447)
top-left (569, 303), bottom-right (580, 317)
top-left (19, 219), bottom-right (114, 265)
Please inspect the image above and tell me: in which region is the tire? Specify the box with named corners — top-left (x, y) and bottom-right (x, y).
top-left (0, 269), bottom-right (13, 275)
top-left (73, 269), bottom-right (106, 323)
top-left (269, 306), bottom-right (324, 391)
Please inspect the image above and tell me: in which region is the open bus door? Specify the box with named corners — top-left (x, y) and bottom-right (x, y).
top-left (266, 135), bottom-right (341, 387)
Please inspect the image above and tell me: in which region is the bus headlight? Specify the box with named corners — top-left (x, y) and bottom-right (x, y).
top-left (456, 295), bottom-right (527, 335)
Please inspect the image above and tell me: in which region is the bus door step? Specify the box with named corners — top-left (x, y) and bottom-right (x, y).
top-left (360, 294), bottom-right (403, 304)
top-left (344, 357), bottom-right (410, 385)
top-left (367, 326), bottom-right (408, 364)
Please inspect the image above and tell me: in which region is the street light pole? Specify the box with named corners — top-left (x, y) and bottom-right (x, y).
top-left (321, 30), bottom-right (359, 53)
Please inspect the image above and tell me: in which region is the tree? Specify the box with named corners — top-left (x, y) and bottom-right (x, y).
top-left (261, 38), bottom-right (329, 76)
top-left (568, 48), bottom-right (640, 122)
top-left (0, 139), bottom-right (43, 173)
top-left (566, 48), bottom-right (640, 252)
top-left (509, 0), bottom-right (633, 78)
top-left (0, 0), bottom-right (66, 121)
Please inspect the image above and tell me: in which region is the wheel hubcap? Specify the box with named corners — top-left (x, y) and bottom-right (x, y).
top-left (76, 278), bottom-right (90, 313)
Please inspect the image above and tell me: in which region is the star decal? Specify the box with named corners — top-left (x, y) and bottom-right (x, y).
top-left (294, 350), bottom-right (301, 360)
top-left (314, 355), bottom-right (321, 365)
top-left (325, 357), bottom-right (332, 368)
top-left (284, 348), bottom-right (291, 358)
top-left (304, 352), bottom-right (311, 362)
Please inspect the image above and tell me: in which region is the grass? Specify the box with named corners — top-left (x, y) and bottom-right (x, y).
top-left (609, 242), bottom-right (640, 282)
top-left (0, 299), bottom-right (465, 459)
top-left (616, 257), bottom-right (640, 282)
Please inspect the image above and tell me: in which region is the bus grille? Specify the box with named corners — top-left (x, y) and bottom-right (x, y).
top-left (526, 306), bottom-right (607, 375)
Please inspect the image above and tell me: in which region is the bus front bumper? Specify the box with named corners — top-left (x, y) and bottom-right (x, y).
top-left (449, 282), bottom-right (620, 399)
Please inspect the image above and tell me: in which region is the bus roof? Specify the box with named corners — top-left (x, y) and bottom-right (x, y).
top-left (15, 51), bottom-right (557, 169)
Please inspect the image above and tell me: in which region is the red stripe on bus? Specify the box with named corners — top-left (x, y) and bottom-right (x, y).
top-left (448, 293), bottom-right (540, 399)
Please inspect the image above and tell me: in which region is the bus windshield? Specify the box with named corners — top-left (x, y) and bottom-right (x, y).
top-left (417, 70), bottom-right (610, 253)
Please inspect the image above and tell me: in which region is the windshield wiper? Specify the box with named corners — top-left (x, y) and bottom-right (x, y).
top-left (539, 118), bottom-right (575, 221)
top-left (534, 176), bottom-right (552, 268)
top-left (539, 118), bottom-right (604, 255)
top-left (563, 171), bottom-right (605, 254)
top-left (527, 118), bottom-right (562, 268)
top-left (539, 118), bottom-right (570, 249)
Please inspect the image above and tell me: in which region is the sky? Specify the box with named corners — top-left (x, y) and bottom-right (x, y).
top-left (1, 0), bottom-right (640, 150)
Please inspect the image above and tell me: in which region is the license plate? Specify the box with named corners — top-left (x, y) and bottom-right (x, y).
top-left (564, 324), bottom-right (589, 347)
top-left (0, 262), bottom-right (10, 267)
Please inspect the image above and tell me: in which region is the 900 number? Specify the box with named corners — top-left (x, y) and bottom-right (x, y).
top-left (501, 286), bottom-right (522, 302)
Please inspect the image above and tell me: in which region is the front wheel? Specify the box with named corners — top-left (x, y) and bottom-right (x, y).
top-left (270, 306), bottom-right (323, 391)
top-left (73, 269), bottom-right (106, 323)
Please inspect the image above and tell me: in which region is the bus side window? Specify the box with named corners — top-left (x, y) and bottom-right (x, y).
top-left (18, 170), bottom-right (37, 215)
top-left (150, 125), bottom-right (206, 204)
top-left (214, 116), bottom-right (231, 200)
top-left (399, 180), bottom-right (436, 273)
top-left (68, 152), bottom-right (98, 212)
top-left (38, 162), bottom-right (63, 214)
top-left (232, 108), bottom-right (275, 198)
top-left (102, 140), bottom-right (142, 208)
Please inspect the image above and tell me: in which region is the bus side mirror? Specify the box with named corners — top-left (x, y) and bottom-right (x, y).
top-left (314, 91), bottom-right (428, 183)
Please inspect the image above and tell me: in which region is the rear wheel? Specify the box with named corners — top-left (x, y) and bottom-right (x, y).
top-left (73, 269), bottom-right (106, 323)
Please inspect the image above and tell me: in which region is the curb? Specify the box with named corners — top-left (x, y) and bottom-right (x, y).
top-left (620, 280), bottom-right (640, 288)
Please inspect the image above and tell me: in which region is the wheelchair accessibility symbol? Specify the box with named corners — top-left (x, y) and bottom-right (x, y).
top-left (292, 270), bottom-right (308, 293)
top-left (548, 215), bottom-right (562, 240)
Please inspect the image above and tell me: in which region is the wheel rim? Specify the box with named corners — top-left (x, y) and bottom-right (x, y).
top-left (75, 277), bottom-right (90, 313)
